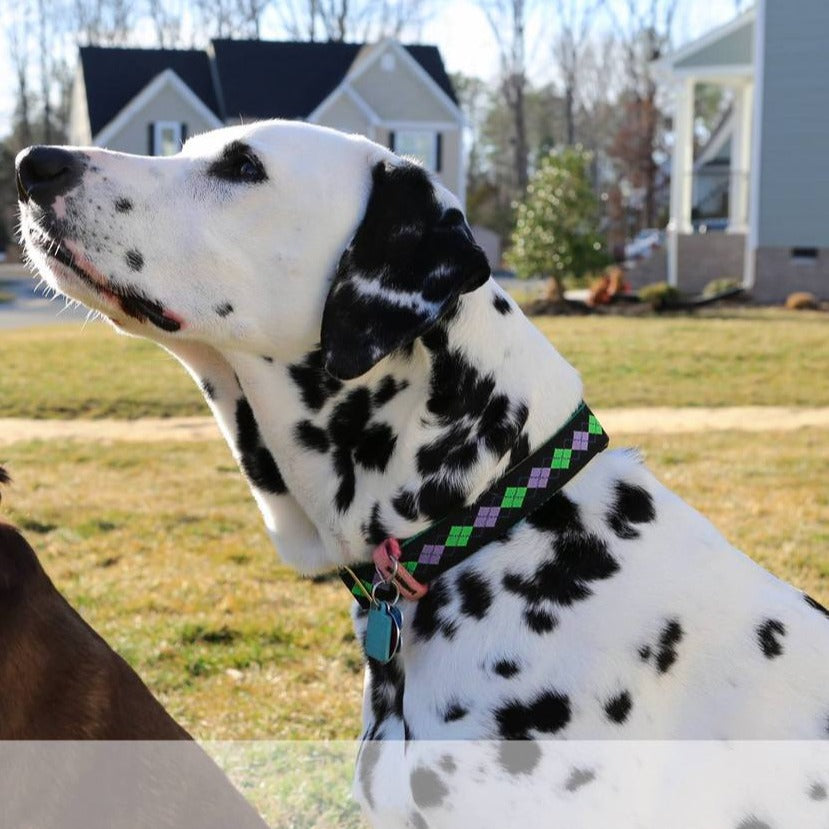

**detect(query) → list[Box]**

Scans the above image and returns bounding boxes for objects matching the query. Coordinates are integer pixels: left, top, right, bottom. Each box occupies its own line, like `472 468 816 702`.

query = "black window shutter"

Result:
148 122 155 155
435 133 442 172
181 123 188 145
388 130 396 152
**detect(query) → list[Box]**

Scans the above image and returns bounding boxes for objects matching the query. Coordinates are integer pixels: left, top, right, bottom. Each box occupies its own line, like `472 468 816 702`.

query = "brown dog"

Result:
0 466 270 828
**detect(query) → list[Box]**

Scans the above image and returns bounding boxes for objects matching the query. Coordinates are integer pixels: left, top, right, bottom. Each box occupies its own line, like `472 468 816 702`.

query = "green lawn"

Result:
0 308 826 418
1 429 826 742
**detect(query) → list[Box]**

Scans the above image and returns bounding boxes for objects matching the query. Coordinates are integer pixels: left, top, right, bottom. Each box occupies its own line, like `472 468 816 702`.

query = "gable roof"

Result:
81 40 458 138
211 39 458 121
80 46 221 136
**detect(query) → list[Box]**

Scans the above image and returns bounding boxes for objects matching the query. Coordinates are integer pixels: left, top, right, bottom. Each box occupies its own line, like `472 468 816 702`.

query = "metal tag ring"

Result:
371 579 400 606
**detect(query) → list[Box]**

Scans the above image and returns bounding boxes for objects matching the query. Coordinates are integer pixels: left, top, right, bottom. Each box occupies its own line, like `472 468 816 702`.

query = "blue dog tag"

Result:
365 602 402 664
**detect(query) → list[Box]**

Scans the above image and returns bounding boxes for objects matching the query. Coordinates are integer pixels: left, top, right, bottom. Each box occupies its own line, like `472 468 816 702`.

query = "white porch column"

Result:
668 76 695 287
728 81 753 233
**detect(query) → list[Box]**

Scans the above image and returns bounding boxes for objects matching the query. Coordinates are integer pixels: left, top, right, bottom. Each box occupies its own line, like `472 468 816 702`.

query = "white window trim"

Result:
394 129 439 171
153 121 183 156
92 69 223 148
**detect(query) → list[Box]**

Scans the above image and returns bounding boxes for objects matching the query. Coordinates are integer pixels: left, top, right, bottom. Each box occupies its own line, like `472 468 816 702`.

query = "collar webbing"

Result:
340 402 609 608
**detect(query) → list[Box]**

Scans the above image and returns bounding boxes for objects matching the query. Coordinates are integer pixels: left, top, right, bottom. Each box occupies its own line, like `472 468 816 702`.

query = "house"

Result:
657 1 829 301
69 38 465 204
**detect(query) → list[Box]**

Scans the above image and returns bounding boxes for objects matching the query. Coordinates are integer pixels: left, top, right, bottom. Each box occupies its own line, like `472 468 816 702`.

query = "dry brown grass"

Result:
1 428 826 741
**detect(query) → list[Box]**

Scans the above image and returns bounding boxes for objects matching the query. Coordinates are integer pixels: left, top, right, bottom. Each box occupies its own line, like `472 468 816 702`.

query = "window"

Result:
392 130 442 172
153 121 183 156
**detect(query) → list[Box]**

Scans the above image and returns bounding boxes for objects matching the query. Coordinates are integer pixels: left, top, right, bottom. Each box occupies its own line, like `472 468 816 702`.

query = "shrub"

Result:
638 281 681 309
507 146 609 300
703 278 741 297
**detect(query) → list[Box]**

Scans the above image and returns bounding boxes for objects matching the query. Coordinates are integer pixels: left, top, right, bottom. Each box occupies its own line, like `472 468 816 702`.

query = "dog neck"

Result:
167 281 583 574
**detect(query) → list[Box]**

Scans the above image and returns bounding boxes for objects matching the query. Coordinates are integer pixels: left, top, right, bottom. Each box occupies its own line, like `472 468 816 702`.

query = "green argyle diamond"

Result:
446 525 474 547
588 415 603 435
551 448 572 469
501 486 528 508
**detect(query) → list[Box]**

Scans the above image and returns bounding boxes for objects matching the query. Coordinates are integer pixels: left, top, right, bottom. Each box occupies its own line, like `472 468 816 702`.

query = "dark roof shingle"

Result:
80 46 220 136
81 41 458 135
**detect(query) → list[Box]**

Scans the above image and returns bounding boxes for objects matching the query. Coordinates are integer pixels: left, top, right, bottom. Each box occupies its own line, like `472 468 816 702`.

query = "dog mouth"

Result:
28 229 182 333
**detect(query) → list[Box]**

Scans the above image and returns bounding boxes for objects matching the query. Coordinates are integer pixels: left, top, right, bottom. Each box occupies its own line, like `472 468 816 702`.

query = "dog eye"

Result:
208 142 267 184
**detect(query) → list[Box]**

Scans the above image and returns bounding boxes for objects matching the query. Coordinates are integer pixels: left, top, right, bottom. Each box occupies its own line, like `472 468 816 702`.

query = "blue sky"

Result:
0 0 743 139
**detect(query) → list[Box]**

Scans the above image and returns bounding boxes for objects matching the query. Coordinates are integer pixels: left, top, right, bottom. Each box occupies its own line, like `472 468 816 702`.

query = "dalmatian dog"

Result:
16 121 829 829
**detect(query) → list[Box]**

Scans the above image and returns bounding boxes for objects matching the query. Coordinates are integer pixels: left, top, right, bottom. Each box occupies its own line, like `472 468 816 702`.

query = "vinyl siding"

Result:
317 94 373 136
756 0 829 247
352 48 457 122
98 83 217 154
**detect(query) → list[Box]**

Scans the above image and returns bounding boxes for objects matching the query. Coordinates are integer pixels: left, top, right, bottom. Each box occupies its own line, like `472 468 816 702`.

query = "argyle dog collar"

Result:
340 402 609 609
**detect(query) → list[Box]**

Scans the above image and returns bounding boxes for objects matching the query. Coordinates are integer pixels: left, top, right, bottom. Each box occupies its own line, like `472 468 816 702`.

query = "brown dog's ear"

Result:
320 161 490 381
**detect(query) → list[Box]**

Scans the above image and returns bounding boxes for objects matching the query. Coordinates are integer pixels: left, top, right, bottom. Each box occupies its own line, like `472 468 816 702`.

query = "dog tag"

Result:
364 602 402 664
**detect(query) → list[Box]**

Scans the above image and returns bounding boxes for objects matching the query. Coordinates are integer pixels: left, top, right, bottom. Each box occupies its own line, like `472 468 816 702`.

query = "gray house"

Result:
658 1 829 301
69 38 465 204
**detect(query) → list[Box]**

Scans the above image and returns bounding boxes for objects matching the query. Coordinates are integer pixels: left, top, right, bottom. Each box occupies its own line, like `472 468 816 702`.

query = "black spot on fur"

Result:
392 489 419 521
288 349 343 412
527 491 582 535
362 502 388 546
456 570 492 620
756 618 786 659
367 654 405 726
201 379 216 400
409 811 430 829
412 580 456 642
115 197 132 213
357 724 382 810
410 766 449 810
495 689 571 740
261 355 274 363
417 424 478 477
605 690 632 723
564 767 596 792
655 619 684 674
524 606 557 634
373 375 408 406
493 292 512 314
354 422 397 472
607 481 655 539
504 532 618 607
234 397 287 494
443 701 468 722
295 420 330 453
125 249 144 272
493 659 520 678
735 818 772 829
497 740 541 776
805 594 829 620
439 754 456 774
809 782 827 801
214 301 233 317
417 477 466 521
638 645 652 662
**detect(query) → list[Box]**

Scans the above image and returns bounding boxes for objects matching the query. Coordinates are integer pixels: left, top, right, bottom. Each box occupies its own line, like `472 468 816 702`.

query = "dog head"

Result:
17 120 488 378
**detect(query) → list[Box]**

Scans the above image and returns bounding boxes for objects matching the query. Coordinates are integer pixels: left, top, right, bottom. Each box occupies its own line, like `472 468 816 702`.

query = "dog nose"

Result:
16 146 83 206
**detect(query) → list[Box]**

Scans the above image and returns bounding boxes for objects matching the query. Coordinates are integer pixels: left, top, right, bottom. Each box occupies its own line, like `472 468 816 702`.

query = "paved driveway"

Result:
0 266 89 329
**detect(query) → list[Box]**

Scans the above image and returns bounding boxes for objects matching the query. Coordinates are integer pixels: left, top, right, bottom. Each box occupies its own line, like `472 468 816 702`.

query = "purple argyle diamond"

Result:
474 505 501 528
571 431 589 451
527 467 551 488
418 544 444 565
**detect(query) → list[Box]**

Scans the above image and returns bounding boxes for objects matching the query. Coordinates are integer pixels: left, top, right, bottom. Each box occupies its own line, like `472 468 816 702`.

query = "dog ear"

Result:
321 161 490 380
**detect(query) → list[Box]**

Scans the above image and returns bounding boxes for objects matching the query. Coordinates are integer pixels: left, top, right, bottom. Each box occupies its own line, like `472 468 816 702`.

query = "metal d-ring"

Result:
371 578 400 607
